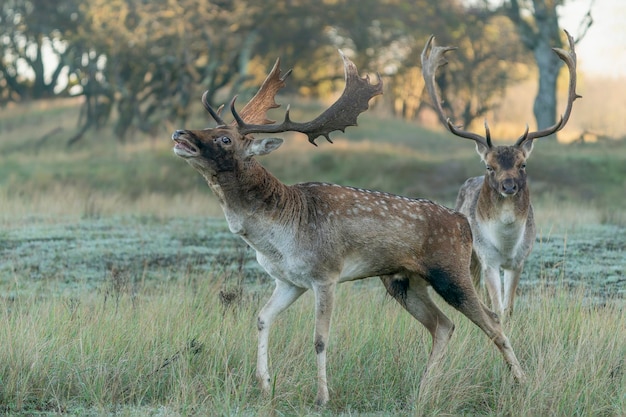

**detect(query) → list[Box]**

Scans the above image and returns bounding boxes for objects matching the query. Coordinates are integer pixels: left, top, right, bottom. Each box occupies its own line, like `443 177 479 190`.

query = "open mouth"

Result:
172 136 198 157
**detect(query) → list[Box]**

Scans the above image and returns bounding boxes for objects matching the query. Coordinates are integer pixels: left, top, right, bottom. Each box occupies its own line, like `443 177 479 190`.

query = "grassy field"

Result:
0 99 624 415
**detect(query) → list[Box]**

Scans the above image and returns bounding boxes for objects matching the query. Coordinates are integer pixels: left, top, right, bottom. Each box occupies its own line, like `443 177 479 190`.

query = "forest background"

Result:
1 0 625 143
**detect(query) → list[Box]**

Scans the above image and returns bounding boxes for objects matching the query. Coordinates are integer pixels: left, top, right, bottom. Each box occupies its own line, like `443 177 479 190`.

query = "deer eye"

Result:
217 136 231 144
520 163 527 169
486 165 494 172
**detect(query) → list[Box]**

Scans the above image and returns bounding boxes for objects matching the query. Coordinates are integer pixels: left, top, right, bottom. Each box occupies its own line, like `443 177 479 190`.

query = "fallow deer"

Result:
172 51 525 406
421 30 580 318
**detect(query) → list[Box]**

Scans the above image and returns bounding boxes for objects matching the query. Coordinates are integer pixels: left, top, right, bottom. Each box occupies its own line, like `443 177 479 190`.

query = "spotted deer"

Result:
172 51 525 406
421 30 580 318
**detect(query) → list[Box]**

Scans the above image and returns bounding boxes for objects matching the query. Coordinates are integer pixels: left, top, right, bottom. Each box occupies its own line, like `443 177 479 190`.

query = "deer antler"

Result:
202 91 226 126
422 30 580 148
231 50 383 145
233 58 293 126
421 35 492 149
515 29 581 146
201 58 292 127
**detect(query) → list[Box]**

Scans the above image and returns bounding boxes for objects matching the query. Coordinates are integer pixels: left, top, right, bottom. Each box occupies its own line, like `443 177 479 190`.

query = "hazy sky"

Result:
560 0 626 77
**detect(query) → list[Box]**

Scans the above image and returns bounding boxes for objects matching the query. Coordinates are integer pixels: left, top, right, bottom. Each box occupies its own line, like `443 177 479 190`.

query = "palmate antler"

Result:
202 58 291 126
201 58 291 128
233 58 293 126
203 51 383 145
421 29 581 149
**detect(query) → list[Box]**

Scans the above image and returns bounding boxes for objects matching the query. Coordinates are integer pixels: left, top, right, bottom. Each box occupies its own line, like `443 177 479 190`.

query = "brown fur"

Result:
422 30 579 319
455 146 536 318
172 125 525 406
172 51 525 405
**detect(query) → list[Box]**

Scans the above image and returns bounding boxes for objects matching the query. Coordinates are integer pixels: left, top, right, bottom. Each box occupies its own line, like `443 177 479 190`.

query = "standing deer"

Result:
172 51 525 406
421 30 580 318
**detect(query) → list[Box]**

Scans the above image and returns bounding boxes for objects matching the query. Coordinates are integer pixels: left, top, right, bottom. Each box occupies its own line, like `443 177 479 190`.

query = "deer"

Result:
171 51 525 407
421 30 580 319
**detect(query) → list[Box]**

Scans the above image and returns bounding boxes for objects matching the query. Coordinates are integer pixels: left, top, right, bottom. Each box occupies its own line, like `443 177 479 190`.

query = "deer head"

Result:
173 51 383 178
421 30 580 198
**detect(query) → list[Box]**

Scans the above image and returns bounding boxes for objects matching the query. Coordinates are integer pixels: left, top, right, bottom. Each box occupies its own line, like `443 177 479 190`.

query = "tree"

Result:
69 0 262 142
0 0 81 102
433 12 529 129
0 0 546 144
372 1 529 127
500 0 592 136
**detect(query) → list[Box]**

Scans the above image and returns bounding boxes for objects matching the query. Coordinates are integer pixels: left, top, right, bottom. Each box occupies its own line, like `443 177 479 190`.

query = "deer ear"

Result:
246 137 283 157
475 142 489 159
519 139 534 158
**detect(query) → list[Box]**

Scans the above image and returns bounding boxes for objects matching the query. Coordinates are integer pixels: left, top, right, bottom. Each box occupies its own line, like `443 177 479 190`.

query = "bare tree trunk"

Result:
532 34 562 131
502 0 591 139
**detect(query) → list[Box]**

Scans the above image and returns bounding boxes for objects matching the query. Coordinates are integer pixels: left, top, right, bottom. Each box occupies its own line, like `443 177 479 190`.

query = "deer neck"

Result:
476 180 531 226
200 160 301 235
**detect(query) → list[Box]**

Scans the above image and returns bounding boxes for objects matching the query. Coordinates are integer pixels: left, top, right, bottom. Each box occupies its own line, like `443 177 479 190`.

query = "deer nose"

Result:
501 179 518 195
172 130 185 140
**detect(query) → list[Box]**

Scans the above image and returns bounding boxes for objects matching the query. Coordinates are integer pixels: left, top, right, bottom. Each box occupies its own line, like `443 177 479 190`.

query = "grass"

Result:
0 215 623 415
2 97 625 214
0 214 624 305
0 99 624 415
0 273 623 416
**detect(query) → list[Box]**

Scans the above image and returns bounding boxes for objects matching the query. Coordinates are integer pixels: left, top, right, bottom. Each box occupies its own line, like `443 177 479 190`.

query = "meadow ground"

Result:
0 99 624 415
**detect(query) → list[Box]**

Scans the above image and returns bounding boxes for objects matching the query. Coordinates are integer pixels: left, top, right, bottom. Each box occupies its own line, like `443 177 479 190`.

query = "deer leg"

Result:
312 281 337 407
460 301 525 382
458 295 525 382
380 275 455 374
426 267 526 383
256 280 306 395
503 266 522 317
470 250 482 288
483 265 505 318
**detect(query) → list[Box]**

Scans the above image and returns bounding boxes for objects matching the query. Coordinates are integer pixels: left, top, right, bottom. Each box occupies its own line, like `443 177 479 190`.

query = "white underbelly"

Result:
478 220 524 265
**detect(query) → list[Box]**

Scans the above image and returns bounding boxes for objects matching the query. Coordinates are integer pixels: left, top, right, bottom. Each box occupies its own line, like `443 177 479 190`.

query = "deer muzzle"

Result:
172 130 199 157
500 178 518 196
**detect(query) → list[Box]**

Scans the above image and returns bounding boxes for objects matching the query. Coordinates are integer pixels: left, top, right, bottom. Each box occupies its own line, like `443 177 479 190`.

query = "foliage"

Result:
405 12 529 127
0 0 82 102
72 0 261 141
0 0 544 141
